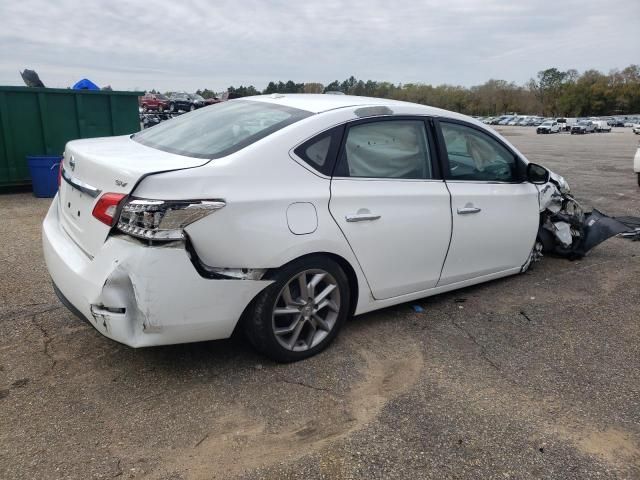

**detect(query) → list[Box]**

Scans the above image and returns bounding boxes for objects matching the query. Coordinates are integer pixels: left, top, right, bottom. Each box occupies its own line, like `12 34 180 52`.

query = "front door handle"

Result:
457 206 482 215
345 213 381 222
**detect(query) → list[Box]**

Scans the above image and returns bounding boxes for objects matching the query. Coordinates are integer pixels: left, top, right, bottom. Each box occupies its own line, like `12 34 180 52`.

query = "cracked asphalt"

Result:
1 127 639 479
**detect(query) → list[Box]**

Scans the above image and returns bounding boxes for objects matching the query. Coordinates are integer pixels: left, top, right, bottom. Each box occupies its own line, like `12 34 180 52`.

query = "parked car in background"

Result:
592 120 612 132
537 121 560 134
556 118 576 131
139 93 169 112
204 96 222 106
632 124 640 135
168 92 206 112
168 92 193 112
571 121 596 134
634 143 640 186
188 93 207 109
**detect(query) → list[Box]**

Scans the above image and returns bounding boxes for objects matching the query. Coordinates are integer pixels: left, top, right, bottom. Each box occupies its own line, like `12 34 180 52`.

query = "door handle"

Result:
345 213 381 222
457 206 482 215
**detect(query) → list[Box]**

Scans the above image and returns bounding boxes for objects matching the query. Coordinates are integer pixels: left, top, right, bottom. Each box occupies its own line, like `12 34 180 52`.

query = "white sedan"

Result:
42 94 625 361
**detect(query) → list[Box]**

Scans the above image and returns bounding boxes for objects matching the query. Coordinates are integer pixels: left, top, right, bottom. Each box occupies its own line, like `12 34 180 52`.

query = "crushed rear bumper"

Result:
43 199 271 347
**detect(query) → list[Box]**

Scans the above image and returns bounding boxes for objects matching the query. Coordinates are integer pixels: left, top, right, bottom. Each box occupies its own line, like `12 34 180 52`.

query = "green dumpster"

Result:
0 86 143 188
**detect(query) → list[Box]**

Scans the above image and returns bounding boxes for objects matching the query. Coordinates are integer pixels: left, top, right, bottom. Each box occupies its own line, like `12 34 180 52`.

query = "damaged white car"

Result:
43 94 635 361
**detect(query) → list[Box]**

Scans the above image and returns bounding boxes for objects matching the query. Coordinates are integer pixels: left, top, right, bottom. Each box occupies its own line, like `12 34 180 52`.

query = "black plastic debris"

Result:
20 69 44 87
616 216 640 241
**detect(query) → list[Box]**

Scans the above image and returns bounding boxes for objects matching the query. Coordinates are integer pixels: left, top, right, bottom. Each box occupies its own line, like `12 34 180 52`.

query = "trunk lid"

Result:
58 135 210 257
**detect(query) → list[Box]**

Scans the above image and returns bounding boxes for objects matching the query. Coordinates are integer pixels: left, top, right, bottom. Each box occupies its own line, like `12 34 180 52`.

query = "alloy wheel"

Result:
271 269 341 352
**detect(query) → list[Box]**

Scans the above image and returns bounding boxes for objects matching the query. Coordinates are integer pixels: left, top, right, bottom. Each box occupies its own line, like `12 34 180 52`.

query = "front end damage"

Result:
534 172 638 260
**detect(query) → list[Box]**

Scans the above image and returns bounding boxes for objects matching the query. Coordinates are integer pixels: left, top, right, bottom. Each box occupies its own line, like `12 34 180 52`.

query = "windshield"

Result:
133 100 312 159
578 121 590 126
542 121 552 126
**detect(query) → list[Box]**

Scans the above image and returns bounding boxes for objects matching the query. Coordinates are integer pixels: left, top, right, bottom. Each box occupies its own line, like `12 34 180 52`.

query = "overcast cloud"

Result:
0 0 638 92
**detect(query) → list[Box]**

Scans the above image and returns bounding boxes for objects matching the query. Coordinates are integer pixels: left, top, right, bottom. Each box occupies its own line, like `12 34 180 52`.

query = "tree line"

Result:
206 65 640 117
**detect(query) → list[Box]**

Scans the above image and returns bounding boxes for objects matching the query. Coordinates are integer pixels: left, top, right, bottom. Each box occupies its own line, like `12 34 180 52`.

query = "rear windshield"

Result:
133 100 311 159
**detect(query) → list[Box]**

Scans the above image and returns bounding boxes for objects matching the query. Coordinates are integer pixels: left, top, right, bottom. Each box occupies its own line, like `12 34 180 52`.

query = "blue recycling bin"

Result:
26 155 62 198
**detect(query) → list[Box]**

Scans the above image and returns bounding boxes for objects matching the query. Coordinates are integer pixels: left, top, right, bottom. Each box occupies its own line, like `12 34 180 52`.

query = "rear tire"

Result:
243 255 350 362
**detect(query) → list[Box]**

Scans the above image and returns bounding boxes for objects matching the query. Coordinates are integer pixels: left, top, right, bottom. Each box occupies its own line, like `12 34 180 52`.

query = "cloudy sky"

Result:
1 0 638 93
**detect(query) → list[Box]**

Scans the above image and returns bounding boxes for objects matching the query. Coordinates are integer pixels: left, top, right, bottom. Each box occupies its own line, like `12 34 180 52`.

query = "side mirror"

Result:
526 163 550 184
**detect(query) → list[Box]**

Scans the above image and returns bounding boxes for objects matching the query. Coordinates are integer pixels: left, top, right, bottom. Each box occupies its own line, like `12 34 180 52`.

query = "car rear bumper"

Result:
42 198 271 347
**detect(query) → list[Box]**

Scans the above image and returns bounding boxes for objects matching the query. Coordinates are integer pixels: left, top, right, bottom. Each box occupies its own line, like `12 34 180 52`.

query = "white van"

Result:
556 118 576 132
592 120 612 133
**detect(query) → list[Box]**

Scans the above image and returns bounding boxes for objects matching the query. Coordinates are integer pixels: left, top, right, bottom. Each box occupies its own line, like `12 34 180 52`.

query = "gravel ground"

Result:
1 126 639 479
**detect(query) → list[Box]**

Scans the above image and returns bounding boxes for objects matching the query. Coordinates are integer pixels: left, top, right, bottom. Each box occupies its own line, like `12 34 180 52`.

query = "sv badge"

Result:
115 179 128 187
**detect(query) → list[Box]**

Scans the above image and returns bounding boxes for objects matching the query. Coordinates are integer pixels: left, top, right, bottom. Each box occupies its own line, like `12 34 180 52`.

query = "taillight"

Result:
117 198 225 241
92 193 127 226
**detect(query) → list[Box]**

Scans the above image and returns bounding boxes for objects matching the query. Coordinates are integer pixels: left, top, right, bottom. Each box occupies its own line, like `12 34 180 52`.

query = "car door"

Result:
435 120 539 286
329 117 452 300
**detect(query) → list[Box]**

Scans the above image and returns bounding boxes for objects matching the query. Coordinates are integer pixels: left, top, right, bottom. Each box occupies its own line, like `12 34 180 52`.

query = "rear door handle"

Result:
345 213 381 222
457 207 482 215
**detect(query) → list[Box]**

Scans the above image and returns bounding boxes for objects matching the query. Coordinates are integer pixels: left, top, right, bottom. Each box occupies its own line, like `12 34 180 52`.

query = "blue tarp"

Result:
72 78 100 90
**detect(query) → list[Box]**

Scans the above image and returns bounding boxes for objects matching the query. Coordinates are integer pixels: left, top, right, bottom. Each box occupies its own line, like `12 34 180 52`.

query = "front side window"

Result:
335 120 432 179
133 100 311 159
440 122 519 182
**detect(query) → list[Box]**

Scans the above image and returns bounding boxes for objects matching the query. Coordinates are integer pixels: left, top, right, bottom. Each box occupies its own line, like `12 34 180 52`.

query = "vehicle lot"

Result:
1 127 639 479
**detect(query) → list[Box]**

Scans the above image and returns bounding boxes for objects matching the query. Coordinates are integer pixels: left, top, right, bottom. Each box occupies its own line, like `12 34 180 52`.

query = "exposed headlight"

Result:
549 172 570 194
117 198 225 241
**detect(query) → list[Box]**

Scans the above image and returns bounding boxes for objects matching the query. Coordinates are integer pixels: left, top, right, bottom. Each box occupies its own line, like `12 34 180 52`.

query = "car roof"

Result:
245 93 440 115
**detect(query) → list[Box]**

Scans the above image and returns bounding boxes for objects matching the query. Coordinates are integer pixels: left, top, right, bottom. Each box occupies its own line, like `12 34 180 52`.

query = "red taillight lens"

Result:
92 193 127 226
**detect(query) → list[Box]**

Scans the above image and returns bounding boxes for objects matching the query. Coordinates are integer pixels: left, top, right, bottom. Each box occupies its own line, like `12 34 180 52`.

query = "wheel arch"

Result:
263 251 360 318
233 251 361 341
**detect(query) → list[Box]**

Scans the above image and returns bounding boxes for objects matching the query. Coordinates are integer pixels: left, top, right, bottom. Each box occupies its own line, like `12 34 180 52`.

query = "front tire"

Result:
243 256 350 362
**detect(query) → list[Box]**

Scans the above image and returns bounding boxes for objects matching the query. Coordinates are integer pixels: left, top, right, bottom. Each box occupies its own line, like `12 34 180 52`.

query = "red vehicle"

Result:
139 93 170 112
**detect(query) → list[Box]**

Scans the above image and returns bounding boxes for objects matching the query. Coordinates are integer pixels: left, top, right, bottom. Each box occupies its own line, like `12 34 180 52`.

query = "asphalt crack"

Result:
113 458 123 477
193 433 209 448
30 312 58 373
451 318 503 372
4 304 63 323
520 310 533 322
278 377 339 396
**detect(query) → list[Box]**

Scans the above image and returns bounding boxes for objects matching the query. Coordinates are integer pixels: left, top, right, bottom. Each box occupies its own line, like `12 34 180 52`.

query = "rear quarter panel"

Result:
132 109 368 275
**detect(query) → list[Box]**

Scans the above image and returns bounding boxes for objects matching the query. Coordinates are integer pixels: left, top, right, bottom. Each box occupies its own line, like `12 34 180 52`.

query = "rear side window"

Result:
133 100 311 159
293 126 344 175
335 120 432 179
